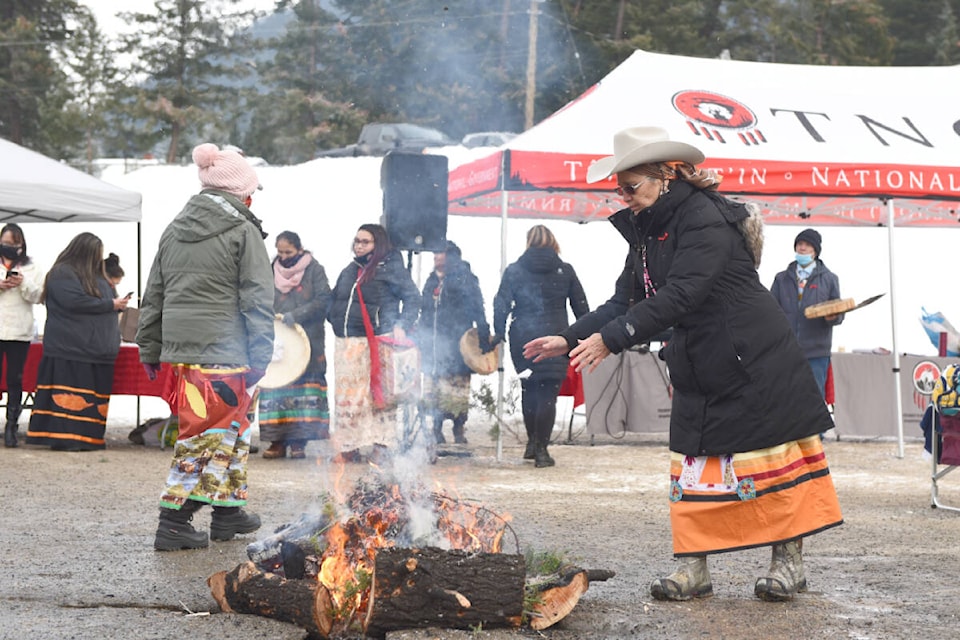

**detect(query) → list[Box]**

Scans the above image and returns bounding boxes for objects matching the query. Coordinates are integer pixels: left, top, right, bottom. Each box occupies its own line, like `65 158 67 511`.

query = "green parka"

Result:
137 190 274 371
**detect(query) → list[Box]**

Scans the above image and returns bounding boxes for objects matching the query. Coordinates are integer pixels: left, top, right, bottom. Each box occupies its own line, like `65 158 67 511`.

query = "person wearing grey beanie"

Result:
771 227 844 401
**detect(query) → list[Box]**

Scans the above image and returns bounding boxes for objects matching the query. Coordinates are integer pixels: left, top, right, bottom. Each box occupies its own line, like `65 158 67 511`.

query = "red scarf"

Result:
273 252 312 293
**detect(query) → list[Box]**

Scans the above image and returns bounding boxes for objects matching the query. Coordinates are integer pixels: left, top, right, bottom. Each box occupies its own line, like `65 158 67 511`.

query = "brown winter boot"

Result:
755 539 807 601
262 441 286 459
650 556 713 601
288 440 306 459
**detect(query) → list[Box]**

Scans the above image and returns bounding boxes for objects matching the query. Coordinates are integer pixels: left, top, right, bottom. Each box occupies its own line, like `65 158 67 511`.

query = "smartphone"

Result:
6 270 18 278
124 291 134 299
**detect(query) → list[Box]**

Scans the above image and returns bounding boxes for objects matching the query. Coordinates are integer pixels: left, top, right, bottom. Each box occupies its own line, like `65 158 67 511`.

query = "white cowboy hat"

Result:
459 327 499 376
258 316 312 389
586 126 705 183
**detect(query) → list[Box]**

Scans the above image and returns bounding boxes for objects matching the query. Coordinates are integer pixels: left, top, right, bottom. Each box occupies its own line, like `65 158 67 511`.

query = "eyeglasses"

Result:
614 178 655 197
353 238 373 246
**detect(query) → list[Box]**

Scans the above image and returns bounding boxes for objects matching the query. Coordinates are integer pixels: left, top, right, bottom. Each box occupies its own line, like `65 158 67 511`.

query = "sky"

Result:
80 0 279 38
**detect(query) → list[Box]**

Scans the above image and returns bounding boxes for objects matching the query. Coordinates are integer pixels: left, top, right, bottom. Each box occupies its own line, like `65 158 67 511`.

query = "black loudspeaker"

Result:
381 152 448 252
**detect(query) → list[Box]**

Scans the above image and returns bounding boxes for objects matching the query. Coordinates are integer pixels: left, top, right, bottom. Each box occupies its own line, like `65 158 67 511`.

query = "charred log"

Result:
207 561 333 638
363 547 525 637
526 565 616 631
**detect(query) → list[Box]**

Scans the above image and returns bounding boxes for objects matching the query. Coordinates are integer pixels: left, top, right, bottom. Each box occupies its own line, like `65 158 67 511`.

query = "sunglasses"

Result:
614 177 655 197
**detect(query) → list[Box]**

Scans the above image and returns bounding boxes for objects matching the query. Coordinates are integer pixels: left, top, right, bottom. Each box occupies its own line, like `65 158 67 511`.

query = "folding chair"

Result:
931 408 960 513
930 363 960 512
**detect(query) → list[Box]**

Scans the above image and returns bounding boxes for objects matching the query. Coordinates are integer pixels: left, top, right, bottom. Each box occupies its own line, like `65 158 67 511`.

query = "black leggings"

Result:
521 376 562 445
0 340 29 410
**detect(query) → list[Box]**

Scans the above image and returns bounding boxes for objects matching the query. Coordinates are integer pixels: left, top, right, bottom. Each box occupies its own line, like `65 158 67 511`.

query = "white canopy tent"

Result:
0 137 142 223
449 50 960 458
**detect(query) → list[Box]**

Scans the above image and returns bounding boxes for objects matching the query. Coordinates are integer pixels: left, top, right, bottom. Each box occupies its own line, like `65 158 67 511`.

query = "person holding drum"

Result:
417 240 491 446
770 228 844 399
138 143 273 551
326 223 421 463
259 230 332 459
523 127 843 602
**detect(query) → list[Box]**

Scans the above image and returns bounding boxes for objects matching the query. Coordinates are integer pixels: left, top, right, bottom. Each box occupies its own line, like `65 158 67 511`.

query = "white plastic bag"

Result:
920 307 960 356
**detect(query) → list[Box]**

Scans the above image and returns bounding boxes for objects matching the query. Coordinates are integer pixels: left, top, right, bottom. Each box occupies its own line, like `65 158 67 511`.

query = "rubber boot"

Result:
154 501 208 551
650 556 713 601
210 506 262 542
452 413 468 444
4 396 22 448
755 539 807 601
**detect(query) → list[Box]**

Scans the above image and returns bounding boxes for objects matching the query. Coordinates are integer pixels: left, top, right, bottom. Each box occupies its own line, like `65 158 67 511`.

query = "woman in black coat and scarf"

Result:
326 223 420 462
259 231 332 459
524 127 843 603
493 225 589 467
417 241 490 445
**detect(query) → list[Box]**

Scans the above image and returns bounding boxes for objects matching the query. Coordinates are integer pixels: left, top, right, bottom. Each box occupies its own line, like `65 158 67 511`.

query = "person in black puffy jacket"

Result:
417 241 490 445
524 127 843 604
326 223 420 462
493 225 589 467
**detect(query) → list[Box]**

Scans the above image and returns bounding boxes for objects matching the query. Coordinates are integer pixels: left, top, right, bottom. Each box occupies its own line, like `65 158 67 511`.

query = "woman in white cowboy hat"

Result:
524 127 843 602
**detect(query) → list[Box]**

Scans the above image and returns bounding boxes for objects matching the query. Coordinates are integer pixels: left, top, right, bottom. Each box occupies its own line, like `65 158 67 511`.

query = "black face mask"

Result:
0 245 20 260
278 254 301 269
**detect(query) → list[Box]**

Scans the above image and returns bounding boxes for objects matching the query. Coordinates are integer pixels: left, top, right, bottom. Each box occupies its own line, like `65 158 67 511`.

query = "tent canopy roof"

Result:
448 50 960 227
0 138 142 223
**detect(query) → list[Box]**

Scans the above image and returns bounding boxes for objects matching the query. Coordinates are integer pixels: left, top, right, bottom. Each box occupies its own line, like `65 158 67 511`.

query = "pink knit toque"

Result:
192 143 260 199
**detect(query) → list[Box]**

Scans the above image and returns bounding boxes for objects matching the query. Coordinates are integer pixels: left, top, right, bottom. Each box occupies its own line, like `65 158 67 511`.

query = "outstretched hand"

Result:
522 335 568 363
569 333 611 374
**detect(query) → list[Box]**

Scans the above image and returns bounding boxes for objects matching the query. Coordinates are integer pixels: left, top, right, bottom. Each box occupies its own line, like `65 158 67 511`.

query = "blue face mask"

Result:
795 253 814 267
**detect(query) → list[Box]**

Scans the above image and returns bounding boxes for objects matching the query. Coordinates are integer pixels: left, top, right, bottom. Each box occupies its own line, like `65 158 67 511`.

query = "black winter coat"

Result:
559 180 833 457
42 266 120 364
494 246 589 381
770 260 843 359
417 255 490 378
327 250 420 338
273 254 331 377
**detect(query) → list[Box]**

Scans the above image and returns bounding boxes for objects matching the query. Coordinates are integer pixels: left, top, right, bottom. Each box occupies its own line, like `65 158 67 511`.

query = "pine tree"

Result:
117 0 260 163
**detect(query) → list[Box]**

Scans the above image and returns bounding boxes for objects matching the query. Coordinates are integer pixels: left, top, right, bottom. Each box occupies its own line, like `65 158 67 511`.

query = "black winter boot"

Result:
534 442 555 468
432 412 446 444
452 413 468 444
154 501 208 551
210 506 262 542
4 397 22 448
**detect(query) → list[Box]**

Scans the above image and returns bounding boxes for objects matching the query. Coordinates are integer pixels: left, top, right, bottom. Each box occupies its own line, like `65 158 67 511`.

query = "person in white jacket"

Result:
0 223 44 447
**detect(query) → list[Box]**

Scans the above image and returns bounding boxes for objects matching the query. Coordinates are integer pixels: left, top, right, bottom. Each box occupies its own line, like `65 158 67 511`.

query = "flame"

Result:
265 474 513 632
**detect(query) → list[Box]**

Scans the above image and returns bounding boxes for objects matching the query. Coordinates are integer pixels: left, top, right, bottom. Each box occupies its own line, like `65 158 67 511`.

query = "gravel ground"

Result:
2 419 959 640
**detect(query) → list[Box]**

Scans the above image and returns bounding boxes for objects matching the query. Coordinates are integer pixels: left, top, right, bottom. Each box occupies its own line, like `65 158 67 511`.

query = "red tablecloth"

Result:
0 342 174 406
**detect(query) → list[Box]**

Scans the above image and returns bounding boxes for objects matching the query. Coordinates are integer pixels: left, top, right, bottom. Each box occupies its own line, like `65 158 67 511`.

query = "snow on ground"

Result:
20 147 960 429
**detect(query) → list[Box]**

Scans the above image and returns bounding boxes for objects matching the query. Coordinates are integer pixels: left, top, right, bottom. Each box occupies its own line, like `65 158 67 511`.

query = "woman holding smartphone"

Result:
0 223 44 447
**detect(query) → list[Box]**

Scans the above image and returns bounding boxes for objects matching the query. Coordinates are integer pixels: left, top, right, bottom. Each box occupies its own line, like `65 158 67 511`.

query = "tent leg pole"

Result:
887 199 904 459
495 188 509 462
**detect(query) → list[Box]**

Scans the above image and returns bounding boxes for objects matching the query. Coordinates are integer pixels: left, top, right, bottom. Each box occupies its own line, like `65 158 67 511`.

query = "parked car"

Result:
461 131 517 148
316 123 457 157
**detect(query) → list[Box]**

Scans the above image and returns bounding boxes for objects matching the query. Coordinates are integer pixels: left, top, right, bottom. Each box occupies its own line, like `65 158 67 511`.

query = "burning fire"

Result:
247 472 514 630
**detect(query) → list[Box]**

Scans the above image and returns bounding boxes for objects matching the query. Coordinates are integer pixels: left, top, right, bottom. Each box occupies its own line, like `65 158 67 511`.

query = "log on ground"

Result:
364 547 525 637
207 561 333 638
527 566 615 631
